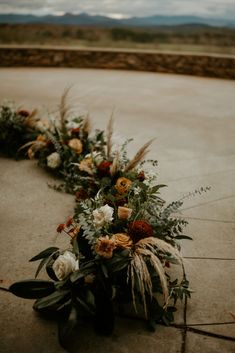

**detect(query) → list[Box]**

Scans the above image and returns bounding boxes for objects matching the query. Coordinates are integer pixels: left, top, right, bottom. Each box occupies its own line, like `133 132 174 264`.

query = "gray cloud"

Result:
0 0 234 19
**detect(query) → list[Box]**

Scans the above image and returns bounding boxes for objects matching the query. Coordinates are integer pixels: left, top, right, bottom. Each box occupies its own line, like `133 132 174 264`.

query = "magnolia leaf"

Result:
35 257 49 278
30 247 59 262
58 306 77 349
33 290 71 310
9 280 55 299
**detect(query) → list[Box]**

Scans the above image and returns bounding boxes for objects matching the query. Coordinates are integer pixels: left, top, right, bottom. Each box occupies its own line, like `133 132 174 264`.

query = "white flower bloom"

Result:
93 204 114 228
66 120 79 129
143 170 157 186
47 152 61 169
52 251 79 281
35 120 50 132
133 186 141 195
85 151 103 165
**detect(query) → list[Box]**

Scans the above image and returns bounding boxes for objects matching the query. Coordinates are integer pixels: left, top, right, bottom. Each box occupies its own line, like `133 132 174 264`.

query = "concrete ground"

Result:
0 68 234 353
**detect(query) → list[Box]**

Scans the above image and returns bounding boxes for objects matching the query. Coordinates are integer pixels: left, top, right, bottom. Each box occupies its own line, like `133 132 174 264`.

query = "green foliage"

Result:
9 280 55 299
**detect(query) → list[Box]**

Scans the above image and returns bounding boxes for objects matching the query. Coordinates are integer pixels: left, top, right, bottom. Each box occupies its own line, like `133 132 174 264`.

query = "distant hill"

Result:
0 12 234 27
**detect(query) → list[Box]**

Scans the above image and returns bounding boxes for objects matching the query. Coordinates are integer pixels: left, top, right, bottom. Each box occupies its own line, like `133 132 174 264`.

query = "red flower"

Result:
128 220 154 243
97 160 112 177
56 223 65 233
71 128 80 137
17 109 30 117
137 171 145 181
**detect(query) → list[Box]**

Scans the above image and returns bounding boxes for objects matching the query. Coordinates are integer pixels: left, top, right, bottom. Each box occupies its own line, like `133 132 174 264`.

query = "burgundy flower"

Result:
17 109 30 118
128 220 154 243
97 161 112 177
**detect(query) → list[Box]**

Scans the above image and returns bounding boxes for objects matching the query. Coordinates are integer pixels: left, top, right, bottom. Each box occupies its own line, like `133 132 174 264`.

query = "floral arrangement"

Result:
0 103 40 158
0 92 209 349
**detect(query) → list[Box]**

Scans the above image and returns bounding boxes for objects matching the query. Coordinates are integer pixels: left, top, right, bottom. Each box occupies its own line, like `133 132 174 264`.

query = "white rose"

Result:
52 251 79 281
93 204 114 228
47 152 61 169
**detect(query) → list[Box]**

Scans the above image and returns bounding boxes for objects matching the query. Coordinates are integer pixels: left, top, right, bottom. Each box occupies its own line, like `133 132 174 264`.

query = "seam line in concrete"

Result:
180 194 235 211
166 168 235 183
184 257 235 261
183 216 235 224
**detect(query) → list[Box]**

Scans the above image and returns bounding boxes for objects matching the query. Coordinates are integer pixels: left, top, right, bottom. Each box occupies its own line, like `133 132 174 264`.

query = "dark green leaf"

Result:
175 235 193 240
30 247 59 262
33 290 70 309
9 280 55 299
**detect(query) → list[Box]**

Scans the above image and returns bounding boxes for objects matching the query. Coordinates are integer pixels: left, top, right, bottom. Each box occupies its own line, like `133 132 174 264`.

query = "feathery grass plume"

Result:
59 86 73 132
106 111 114 158
45 130 62 154
82 114 91 136
18 140 47 159
110 151 120 176
138 237 182 264
124 139 155 172
128 236 183 317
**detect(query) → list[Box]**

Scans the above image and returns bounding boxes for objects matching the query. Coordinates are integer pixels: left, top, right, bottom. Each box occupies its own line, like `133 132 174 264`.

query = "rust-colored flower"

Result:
114 233 133 249
36 134 47 142
66 217 73 227
137 170 145 181
71 127 80 136
95 236 116 259
115 177 132 195
97 160 112 177
17 109 30 117
57 223 65 233
128 220 154 243
68 138 83 154
117 206 133 220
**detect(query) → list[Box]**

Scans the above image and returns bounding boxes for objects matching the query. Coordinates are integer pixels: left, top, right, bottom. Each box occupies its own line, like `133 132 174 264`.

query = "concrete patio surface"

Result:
0 68 234 353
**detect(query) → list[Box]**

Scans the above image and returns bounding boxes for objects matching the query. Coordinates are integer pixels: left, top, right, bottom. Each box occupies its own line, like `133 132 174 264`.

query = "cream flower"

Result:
68 138 83 154
93 204 114 228
79 157 94 175
47 152 61 169
118 206 133 220
52 251 79 281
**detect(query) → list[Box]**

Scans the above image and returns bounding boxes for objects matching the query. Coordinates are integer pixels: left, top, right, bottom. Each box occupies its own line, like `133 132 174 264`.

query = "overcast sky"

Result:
0 0 235 19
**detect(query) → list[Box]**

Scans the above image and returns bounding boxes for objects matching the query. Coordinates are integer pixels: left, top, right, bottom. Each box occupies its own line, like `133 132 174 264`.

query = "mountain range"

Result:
0 13 234 27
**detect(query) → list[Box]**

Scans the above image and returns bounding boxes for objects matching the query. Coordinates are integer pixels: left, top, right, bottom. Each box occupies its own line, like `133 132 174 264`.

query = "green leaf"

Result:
175 235 193 240
58 306 77 349
9 280 55 299
30 247 59 262
35 257 49 278
33 290 70 310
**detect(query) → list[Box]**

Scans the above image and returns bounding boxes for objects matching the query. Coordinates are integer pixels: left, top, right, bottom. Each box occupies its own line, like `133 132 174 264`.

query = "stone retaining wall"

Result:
0 46 234 79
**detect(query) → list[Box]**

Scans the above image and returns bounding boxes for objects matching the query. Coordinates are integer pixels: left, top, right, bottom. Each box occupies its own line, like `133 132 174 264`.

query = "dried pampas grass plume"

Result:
110 152 120 176
124 139 155 172
128 236 183 318
82 114 91 135
59 86 73 131
106 111 114 158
